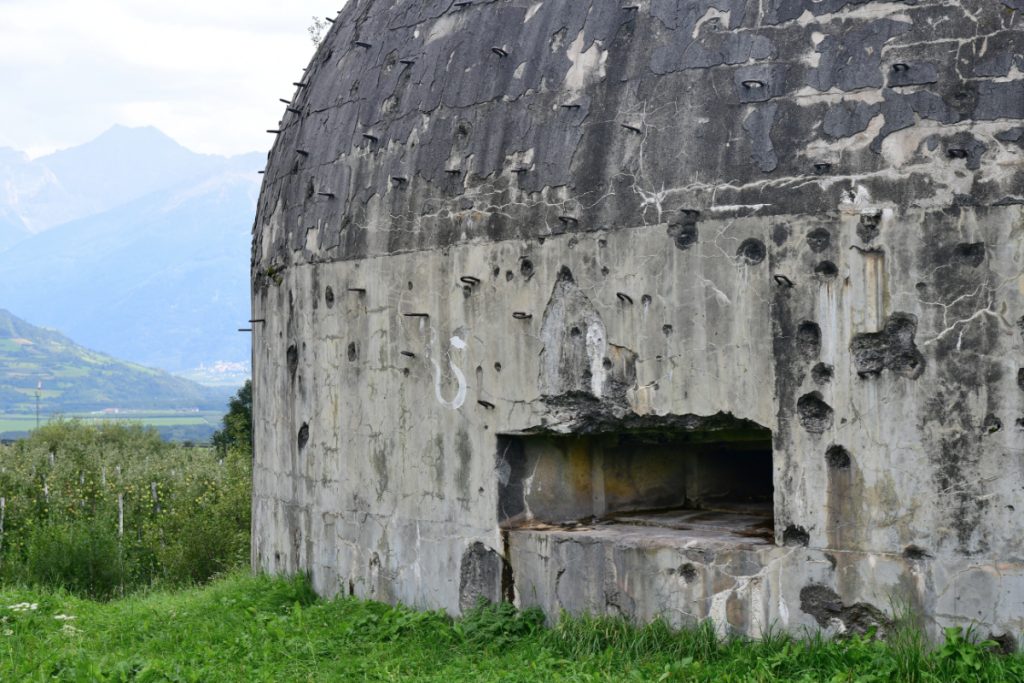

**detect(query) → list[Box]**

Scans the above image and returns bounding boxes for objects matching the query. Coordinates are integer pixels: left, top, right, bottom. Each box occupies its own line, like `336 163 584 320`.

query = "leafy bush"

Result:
22 518 126 599
459 599 545 648
0 417 251 597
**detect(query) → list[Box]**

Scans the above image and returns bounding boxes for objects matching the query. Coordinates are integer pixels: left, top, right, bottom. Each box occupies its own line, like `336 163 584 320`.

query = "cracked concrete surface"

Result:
252 0 1024 640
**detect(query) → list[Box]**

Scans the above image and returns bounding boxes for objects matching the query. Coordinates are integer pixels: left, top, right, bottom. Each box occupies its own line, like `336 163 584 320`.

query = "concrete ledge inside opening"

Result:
496 423 775 547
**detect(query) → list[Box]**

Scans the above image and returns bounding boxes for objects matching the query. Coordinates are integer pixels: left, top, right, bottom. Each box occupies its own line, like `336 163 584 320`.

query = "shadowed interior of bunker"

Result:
497 420 775 544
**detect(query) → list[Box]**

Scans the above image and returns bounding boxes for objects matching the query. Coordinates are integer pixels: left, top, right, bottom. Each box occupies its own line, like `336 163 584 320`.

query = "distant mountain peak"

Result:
91 124 185 147
0 124 256 237
42 124 200 165
108 123 161 133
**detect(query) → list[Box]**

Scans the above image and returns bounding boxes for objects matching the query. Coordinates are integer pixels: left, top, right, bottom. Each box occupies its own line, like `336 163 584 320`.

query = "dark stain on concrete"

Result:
851 313 925 379
432 434 446 492
737 238 767 265
811 363 834 385
814 261 838 279
989 633 1018 655
857 213 882 243
825 445 851 470
953 242 986 268
771 224 790 246
459 542 506 613
825 444 858 549
455 428 473 504
372 441 390 503
783 525 810 547
668 211 700 251
903 545 932 561
675 563 698 583
797 321 822 360
806 228 831 253
743 103 779 173
799 584 890 636
797 392 834 433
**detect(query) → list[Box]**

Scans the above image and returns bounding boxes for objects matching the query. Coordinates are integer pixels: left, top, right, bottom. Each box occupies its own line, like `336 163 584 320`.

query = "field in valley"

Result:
0 410 223 442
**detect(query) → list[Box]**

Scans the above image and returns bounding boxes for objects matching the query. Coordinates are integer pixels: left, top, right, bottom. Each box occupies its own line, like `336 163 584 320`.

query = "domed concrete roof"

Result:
255 0 1023 268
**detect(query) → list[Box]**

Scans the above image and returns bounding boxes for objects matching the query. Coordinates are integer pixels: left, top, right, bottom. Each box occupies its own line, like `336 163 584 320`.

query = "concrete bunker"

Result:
252 0 1024 641
497 420 774 544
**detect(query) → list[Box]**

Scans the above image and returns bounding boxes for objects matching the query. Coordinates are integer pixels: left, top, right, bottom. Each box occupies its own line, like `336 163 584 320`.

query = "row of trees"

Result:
0 382 252 598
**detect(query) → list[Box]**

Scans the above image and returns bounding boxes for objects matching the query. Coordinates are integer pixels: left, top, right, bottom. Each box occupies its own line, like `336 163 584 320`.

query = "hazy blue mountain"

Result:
0 126 245 242
0 308 229 414
0 126 261 378
0 210 28 252
0 147 63 244
0 163 260 373
36 126 230 228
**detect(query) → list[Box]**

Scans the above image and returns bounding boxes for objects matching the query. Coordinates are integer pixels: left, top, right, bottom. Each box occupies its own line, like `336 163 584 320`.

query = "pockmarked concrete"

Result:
252 0 1024 644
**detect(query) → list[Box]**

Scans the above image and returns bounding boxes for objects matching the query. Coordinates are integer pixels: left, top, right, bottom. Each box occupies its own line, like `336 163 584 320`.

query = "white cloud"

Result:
0 0 342 157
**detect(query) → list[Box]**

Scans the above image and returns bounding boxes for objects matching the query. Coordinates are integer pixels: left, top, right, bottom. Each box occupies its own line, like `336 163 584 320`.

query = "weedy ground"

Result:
1 572 1021 682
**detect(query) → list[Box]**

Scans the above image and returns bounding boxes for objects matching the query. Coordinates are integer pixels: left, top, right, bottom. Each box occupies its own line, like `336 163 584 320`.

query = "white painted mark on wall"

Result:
431 332 468 410
586 322 607 397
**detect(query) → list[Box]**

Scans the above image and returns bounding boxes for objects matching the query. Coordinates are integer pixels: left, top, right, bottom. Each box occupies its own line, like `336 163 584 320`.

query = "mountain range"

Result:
0 308 228 414
0 126 261 377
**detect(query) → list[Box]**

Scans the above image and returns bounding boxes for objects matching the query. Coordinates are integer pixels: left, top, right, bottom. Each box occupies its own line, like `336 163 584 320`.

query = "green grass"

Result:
0 573 1021 682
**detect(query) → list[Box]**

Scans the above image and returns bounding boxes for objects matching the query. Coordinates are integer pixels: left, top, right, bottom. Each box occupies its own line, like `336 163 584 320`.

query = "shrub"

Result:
459 599 546 647
22 518 126 599
0 418 251 597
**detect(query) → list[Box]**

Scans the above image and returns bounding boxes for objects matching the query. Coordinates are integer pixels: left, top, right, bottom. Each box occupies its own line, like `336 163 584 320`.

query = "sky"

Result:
0 0 342 158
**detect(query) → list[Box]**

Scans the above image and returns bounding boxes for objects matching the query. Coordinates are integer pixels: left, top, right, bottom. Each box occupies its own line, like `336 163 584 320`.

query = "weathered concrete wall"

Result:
252 0 1024 641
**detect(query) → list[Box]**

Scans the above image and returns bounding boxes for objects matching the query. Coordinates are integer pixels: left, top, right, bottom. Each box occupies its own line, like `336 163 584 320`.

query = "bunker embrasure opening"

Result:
497 421 774 543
